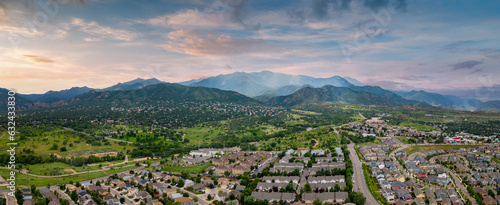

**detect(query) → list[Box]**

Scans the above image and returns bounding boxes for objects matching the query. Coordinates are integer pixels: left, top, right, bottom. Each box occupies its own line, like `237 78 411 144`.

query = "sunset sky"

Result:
1 0 499 99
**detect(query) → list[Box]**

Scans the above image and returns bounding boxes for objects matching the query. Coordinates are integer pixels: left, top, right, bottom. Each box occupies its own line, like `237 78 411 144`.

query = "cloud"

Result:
140 9 227 28
140 1 260 31
214 0 260 31
286 0 352 23
312 0 351 20
362 0 407 12
162 30 283 56
441 40 500 59
480 48 500 59
449 60 483 71
21 54 54 63
441 40 478 52
398 75 430 81
287 9 306 23
363 79 416 90
70 18 140 41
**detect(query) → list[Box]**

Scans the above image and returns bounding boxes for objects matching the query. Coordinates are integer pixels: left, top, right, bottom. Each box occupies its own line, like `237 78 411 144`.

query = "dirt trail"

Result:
64 169 77 174
312 138 319 148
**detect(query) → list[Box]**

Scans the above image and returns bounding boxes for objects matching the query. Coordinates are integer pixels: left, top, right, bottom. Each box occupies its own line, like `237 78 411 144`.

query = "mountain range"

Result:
183 71 355 97
266 85 431 107
3 71 499 112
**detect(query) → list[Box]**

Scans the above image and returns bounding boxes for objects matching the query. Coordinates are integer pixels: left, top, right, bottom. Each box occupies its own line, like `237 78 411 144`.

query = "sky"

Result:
0 0 499 101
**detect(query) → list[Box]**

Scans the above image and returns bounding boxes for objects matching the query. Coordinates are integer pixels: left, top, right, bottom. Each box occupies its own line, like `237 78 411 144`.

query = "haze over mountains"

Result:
180 71 355 97
4 71 499 112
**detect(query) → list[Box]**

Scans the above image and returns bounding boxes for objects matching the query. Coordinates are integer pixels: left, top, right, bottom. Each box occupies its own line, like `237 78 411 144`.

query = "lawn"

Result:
27 163 75 176
403 145 482 155
176 126 225 146
163 164 211 174
0 169 107 188
356 138 383 146
26 160 128 176
398 122 439 132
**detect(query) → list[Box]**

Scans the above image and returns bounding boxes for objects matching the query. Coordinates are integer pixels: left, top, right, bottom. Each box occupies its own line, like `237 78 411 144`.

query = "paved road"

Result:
348 142 379 205
3 192 16 205
53 188 77 205
182 188 210 205
429 155 476 205
108 186 135 205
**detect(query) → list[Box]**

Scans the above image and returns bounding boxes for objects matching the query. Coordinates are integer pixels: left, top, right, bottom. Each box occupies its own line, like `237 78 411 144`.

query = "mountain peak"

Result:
183 71 355 97
122 78 162 85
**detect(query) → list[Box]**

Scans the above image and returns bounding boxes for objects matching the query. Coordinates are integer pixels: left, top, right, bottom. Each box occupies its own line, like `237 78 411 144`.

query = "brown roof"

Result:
483 195 497 204
175 197 192 203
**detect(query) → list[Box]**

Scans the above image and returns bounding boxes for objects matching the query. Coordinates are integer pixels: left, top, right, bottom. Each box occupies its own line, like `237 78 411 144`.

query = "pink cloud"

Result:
162 30 284 56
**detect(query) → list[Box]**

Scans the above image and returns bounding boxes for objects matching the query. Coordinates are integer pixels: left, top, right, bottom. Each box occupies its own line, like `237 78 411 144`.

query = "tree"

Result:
353 192 366 205
313 198 322 205
333 184 340 192
50 143 59 150
488 189 495 197
183 192 189 197
120 198 126 204
60 199 70 205
286 182 294 192
291 168 301 176
304 183 312 192
224 170 231 177
15 189 24 205
177 179 185 187
70 190 78 201
75 181 81 187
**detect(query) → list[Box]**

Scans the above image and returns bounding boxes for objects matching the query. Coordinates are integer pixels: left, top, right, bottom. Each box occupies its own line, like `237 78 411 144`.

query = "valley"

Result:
0 73 499 205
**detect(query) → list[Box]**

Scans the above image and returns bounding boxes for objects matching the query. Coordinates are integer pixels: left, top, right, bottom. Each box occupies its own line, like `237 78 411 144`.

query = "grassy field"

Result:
0 169 107 188
396 137 412 144
179 122 285 147
291 109 322 115
255 125 337 150
27 162 118 176
106 165 141 175
398 122 439 132
0 129 132 158
403 145 482 155
163 164 211 174
356 138 383 146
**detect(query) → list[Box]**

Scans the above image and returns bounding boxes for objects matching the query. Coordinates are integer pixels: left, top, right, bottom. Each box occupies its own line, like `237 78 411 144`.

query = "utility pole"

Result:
27 165 29 187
